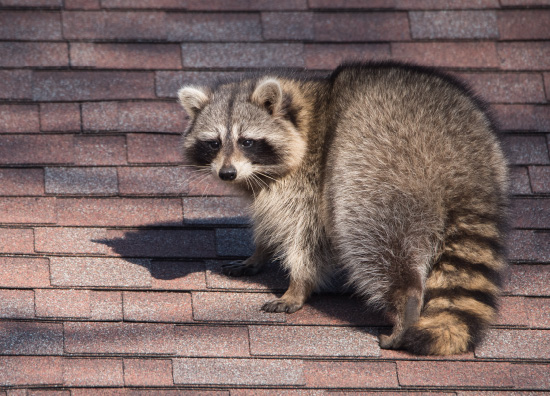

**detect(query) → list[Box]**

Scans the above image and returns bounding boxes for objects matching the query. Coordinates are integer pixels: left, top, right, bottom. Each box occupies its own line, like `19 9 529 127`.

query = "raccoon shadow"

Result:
93 222 389 333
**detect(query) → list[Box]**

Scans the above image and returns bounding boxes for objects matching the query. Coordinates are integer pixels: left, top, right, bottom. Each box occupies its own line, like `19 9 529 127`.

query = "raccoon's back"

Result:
324 63 507 216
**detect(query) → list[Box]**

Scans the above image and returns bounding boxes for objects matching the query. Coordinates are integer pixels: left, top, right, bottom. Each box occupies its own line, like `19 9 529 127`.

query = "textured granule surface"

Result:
0 1 548 393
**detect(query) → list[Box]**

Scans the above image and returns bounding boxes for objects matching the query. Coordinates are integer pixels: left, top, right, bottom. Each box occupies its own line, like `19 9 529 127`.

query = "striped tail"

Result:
402 213 507 355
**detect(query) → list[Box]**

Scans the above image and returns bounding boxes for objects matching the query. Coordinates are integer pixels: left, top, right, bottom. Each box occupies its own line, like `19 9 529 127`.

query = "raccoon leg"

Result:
221 245 270 277
261 277 315 313
379 268 423 349
379 288 423 349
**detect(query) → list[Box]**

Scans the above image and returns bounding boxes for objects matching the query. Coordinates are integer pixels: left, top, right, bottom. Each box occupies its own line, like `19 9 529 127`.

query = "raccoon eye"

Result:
241 139 254 148
207 140 220 150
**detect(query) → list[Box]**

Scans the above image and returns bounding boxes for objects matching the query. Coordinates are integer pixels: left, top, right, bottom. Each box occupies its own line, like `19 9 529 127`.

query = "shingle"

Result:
249 325 380 357
192 292 285 323
0 322 63 355
172 358 304 386
175 325 250 357
45 167 118 195
475 329 550 359
410 11 498 39
397 361 514 387
64 322 176 355
216 228 255 257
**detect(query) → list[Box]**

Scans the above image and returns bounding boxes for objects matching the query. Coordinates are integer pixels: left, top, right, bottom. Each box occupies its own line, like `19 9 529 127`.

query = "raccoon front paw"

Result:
221 260 262 277
261 298 303 314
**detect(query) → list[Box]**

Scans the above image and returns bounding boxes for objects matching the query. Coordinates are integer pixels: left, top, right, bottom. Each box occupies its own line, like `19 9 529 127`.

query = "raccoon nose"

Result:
219 166 237 181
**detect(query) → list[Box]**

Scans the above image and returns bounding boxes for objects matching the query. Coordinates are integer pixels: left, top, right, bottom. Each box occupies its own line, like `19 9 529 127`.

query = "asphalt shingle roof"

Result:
0 0 548 393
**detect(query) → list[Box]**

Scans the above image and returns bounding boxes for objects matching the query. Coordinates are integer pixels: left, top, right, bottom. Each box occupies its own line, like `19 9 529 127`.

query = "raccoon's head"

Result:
178 77 307 187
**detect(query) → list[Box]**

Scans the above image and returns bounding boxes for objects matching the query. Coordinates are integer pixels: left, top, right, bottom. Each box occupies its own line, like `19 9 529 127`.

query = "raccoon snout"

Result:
219 166 237 181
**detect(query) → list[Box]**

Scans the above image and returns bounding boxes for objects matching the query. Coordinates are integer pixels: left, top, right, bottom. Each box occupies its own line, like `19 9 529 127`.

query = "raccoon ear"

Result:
178 86 210 119
251 78 283 117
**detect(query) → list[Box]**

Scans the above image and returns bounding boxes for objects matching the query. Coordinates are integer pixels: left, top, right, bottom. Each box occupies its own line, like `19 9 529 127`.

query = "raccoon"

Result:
178 61 509 355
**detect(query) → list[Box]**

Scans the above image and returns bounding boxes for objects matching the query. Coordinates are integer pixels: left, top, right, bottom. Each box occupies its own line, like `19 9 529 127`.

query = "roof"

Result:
0 0 548 393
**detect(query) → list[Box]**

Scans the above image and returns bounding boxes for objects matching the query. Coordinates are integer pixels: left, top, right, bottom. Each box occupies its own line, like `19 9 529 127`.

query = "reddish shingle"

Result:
0 70 32 100
40 103 81 132
102 0 186 8
56 198 183 226
0 168 44 196
304 44 390 70
504 264 550 296
49 257 152 287
509 167 532 195
460 73 546 104
0 257 50 288
45 167 118 195
65 0 100 9
123 291 193 322
0 0 62 6
506 230 550 262
0 135 74 165
127 134 183 164
0 289 35 319
104 229 216 258
0 356 62 386
410 11 498 39
64 322 176 355
172 358 304 386
181 43 304 68
62 11 166 40
82 101 186 133
0 228 35 254
475 329 550 359
0 197 55 224
167 13 262 41
183 196 250 225
262 12 314 41
63 358 124 386
395 0 500 9
123 359 174 386
90 291 123 321
304 361 398 388
392 42 499 68
35 227 110 255
185 0 307 10
118 166 188 196
150 261 207 290
35 289 90 318
314 12 410 41
510 198 550 229
497 297 529 326
0 105 39 133
74 135 127 166
494 105 550 132
501 135 549 165
511 363 550 390
397 361 514 387
249 325 380 357
0 42 68 67
33 71 155 101
175 326 250 357
0 11 62 40
526 297 550 328
498 42 550 71
0 321 63 355
498 10 550 40
192 292 285 323
71 43 181 69
529 166 550 193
